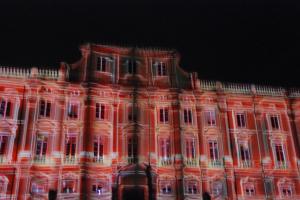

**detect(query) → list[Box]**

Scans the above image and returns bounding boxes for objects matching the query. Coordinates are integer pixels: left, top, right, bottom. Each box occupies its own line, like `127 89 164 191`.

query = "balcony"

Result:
64 156 76 164
208 160 223 168
93 156 103 164
159 157 172 166
239 160 252 168
276 161 288 169
185 158 198 167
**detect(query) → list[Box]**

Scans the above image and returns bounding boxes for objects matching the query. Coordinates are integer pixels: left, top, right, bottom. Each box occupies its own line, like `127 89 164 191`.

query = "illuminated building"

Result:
0 43 300 199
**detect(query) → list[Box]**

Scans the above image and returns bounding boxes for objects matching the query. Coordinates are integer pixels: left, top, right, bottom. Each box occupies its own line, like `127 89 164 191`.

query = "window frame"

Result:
156 61 167 76
204 110 217 127
0 99 11 119
236 112 247 128
95 103 105 120
67 101 80 120
39 99 52 118
159 107 169 124
269 114 281 130
183 108 193 124
96 56 107 72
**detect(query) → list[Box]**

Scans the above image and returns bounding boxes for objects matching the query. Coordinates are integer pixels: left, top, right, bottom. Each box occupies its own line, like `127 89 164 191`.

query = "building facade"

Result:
0 43 300 200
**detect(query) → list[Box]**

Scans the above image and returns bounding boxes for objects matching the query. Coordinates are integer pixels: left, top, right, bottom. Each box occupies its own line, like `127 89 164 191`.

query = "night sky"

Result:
0 1 299 87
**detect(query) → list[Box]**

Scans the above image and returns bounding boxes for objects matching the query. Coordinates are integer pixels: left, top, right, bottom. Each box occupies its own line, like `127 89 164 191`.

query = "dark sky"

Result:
0 0 299 87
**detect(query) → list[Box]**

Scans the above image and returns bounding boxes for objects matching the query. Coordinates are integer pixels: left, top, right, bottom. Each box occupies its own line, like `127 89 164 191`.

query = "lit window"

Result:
184 108 193 124
127 59 137 74
93 136 104 163
209 140 219 161
62 179 76 193
185 181 198 194
0 136 8 156
236 113 246 128
96 103 105 120
204 110 216 126
270 115 280 130
156 62 167 76
96 57 107 72
244 184 255 196
68 103 79 119
35 135 48 161
280 184 292 197
160 181 172 194
0 99 11 118
128 136 138 163
39 99 51 118
159 108 169 123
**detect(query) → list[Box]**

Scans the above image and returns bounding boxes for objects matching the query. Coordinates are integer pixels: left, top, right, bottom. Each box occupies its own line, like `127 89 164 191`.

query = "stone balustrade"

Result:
0 66 59 80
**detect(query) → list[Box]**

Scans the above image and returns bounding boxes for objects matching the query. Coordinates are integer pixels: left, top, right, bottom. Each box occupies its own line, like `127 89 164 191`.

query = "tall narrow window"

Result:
157 62 167 76
159 108 169 123
281 184 292 197
236 113 246 128
127 59 137 74
65 136 76 163
160 138 171 166
39 99 51 117
274 143 286 168
184 108 193 124
204 110 216 126
212 181 223 197
128 136 137 163
68 103 79 119
239 143 251 167
209 140 219 161
96 56 107 72
185 138 196 162
0 99 11 118
270 115 280 130
128 105 138 122
35 135 47 161
0 136 8 156
96 103 105 120
93 136 104 163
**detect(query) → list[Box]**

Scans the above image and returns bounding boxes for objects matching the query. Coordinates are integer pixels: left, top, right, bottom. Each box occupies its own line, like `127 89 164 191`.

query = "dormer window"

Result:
39 99 51 118
0 99 11 118
127 59 137 74
157 62 167 76
96 56 107 72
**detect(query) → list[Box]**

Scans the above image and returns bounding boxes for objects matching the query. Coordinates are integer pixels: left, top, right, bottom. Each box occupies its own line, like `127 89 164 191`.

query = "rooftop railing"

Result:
0 66 59 80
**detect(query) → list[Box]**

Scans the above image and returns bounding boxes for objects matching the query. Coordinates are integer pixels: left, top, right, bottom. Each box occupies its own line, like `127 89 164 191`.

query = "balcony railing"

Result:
239 160 252 168
185 158 198 167
276 161 288 169
160 157 172 166
64 156 76 164
93 156 103 164
34 155 46 163
208 160 223 168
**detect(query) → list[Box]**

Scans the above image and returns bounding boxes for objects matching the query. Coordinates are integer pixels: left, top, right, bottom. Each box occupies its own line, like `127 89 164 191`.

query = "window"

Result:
0 136 8 156
160 138 171 165
274 143 287 168
127 59 137 74
185 181 198 194
39 99 51 118
96 56 107 72
31 181 46 194
62 179 76 193
281 185 292 197
65 136 76 162
236 113 246 128
68 103 79 119
159 108 169 123
128 105 138 122
35 135 47 161
204 110 216 126
184 108 193 124
157 62 167 76
209 140 219 161
212 181 223 197
239 143 251 167
160 181 172 194
93 136 103 163
96 103 105 120
244 184 255 196
0 176 8 196
270 115 280 130
92 182 106 195
0 99 11 118
128 136 137 163
185 138 196 160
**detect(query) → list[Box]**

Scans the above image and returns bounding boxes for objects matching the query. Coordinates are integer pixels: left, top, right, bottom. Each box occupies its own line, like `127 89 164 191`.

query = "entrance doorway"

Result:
122 186 144 200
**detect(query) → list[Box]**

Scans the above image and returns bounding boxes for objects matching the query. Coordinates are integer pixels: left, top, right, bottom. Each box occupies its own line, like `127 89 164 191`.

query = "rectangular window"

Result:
159 108 169 123
93 136 104 163
65 136 76 157
240 145 251 161
157 62 167 76
68 103 79 119
236 113 246 128
92 182 105 195
245 185 255 196
270 115 280 130
127 59 137 74
204 110 216 126
160 181 172 194
96 103 105 120
186 181 198 194
96 56 107 72
281 185 292 197
0 135 8 156
39 99 51 118
35 136 47 159
160 138 171 160
275 144 285 163
209 140 219 161
184 108 193 124
62 179 76 193
128 136 137 163
0 99 11 118
128 105 137 122
185 138 196 159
